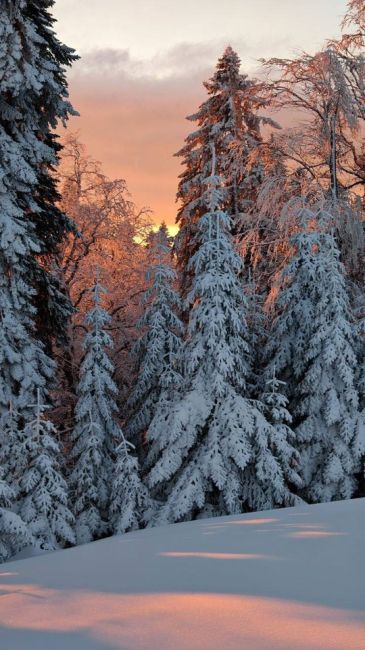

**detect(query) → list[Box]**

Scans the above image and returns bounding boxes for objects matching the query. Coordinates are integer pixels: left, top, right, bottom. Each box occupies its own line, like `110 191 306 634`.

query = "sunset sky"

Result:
54 0 348 227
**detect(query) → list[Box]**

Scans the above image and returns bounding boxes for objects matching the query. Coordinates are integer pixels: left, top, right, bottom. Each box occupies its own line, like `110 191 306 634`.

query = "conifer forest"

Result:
2 0 365 568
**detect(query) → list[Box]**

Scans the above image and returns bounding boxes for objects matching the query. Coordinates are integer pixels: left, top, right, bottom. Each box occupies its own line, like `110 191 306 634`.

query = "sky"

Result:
54 0 348 226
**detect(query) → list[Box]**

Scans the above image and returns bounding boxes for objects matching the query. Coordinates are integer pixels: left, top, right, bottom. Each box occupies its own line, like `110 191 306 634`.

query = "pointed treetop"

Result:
153 222 171 250
206 46 243 91
221 45 241 68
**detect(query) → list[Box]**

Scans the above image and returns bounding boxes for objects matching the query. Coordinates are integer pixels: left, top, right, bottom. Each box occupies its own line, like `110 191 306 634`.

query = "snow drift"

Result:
0 498 364 650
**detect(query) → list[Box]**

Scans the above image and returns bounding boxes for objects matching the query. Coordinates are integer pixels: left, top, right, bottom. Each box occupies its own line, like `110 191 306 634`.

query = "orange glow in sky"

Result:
55 0 348 226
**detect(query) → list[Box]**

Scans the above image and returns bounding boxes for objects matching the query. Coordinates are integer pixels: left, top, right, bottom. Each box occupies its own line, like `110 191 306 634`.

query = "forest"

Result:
1 0 365 563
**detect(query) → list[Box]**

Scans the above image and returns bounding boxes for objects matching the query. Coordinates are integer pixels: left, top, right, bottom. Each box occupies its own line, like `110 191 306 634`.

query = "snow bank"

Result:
0 498 364 649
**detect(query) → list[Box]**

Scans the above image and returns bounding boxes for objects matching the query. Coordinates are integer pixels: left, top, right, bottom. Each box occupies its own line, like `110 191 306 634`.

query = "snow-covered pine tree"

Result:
0 2 78 551
126 224 184 453
255 372 302 508
14 391 75 551
175 46 274 295
23 0 78 348
0 467 30 563
146 149 299 523
0 1 62 421
0 405 19 490
354 313 365 495
69 276 118 544
244 270 267 398
266 198 365 502
0 406 32 559
69 274 150 539
109 434 151 535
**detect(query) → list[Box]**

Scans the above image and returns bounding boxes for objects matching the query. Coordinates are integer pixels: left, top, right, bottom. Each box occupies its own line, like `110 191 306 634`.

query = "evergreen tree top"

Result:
146 223 172 259
204 46 243 91
185 52 263 128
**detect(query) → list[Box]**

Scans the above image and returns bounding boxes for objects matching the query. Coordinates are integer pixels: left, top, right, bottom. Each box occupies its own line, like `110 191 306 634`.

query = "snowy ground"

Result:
0 498 364 650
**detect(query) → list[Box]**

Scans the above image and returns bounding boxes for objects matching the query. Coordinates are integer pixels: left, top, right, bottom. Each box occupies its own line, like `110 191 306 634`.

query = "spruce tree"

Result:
16 391 75 551
0 0 61 420
0 2 78 372
147 154 299 523
126 224 184 451
1 397 74 553
0 389 75 550
175 46 272 295
0 2 78 550
109 434 151 534
69 277 117 544
254 373 302 508
69 275 150 540
355 315 365 494
266 199 365 502
0 468 30 563
24 0 78 348
244 271 267 398
0 405 20 490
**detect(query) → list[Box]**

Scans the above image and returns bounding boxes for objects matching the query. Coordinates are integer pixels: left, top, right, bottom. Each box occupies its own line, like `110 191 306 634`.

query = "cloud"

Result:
69 36 291 82
73 43 220 81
